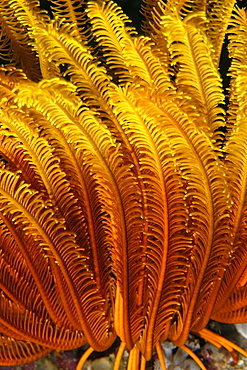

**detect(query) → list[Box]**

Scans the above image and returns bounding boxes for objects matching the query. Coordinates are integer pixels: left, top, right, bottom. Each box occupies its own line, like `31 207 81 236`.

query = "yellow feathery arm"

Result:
127 97 193 355
108 85 177 358
134 37 174 97
7 0 59 79
147 9 230 332
0 90 79 225
0 73 88 331
148 0 234 68
158 94 230 335
0 71 74 222
0 171 87 347
213 7 247 315
0 5 41 81
0 67 28 104
13 78 126 349
1 78 116 350
13 79 114 288
0 169 111 350
225 7 247 132
31 18 114 110
86 0 136 84
141 0 171 72
50 0 87 41
141 0 162 34
26 81 176 354
0 209 78 330
142 0 200 34
14 77 143 352
214 129 247 314
205 0 236 67
18 79 151 348
160 10 225 136
106 83 229 356
0 125 91 337
160 0 204 17
137 89 230 342
100 83 195 354
88 1 175 96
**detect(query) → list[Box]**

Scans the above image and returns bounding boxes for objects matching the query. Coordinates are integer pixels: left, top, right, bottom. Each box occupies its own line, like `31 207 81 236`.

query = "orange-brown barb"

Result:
0 0 247 369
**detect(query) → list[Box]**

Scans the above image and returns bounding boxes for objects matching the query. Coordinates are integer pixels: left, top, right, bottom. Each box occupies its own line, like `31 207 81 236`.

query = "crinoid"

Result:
1 0 247 369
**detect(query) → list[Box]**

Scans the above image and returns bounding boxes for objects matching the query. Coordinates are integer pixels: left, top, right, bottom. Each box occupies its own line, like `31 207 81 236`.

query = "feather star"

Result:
0 0 247 369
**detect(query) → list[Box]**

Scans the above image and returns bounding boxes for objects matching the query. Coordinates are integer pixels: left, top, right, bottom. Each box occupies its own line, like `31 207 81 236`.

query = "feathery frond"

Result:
0 1 247 370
